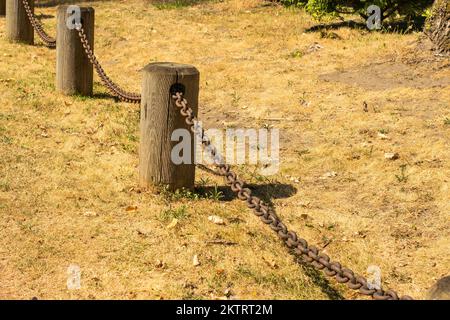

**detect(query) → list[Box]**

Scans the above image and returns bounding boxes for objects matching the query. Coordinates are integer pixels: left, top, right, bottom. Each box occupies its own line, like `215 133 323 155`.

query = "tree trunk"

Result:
424 0 450 54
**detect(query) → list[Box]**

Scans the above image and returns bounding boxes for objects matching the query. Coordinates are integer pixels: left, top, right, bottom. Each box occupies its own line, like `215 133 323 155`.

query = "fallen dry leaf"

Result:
125 205 138 212
155 259 165 268
83 211 98 217
384 152 399 160
167 218 179 229
208 215 225 225
321 171 338 179
193 255 200 266
378 132 390 140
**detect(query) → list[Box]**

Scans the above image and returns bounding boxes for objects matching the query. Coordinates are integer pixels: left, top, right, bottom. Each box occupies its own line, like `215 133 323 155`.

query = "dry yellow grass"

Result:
0 0 449 300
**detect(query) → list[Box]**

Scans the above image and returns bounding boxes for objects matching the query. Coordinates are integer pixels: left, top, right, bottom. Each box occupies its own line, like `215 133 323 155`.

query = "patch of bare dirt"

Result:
320 60 450 91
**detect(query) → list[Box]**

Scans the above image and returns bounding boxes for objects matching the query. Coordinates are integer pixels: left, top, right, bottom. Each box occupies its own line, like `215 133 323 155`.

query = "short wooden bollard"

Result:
0 0 6 16
6 0 34 44
56 5 94 96
139 63 200 191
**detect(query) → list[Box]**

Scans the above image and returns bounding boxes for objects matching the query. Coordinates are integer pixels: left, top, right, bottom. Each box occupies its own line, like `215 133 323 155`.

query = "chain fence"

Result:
22 0 56 48
10 0 417 300
75 24 142 104
22 0 141 103
172 92 414 300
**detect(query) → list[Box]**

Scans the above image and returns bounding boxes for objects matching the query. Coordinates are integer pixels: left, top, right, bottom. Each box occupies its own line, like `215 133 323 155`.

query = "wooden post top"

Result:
142 62 199 76
57 5 95 14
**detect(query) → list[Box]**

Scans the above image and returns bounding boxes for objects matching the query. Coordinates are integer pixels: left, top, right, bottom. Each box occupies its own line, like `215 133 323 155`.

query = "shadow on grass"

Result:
305 20 366 32
197 183 297 203
199 179 345 300
34 42 55 49
69 92 120 102
35 13 55 20
93 92 118 100
305 17 426 34
295 258 345 300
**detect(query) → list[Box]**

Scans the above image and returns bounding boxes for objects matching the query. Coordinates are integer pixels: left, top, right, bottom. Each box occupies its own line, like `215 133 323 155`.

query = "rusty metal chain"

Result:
75 24 141 104
172 91 414 300
22 0 56 48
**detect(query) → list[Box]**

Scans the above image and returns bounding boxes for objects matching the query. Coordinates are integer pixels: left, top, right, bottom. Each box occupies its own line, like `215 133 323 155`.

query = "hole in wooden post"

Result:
170 83 185 96
70 17 84 26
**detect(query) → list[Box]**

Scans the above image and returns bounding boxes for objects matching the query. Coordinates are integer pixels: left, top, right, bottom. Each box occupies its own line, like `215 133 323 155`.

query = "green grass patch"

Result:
159 205 189 221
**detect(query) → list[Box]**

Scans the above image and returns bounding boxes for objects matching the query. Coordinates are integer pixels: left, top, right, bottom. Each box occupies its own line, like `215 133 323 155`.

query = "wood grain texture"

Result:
56 5 94 96
139 62 200 191
0 0 6 16
6 0 34 44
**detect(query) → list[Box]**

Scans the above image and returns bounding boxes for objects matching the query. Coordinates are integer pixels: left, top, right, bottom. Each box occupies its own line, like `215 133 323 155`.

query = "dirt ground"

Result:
0 0 449 300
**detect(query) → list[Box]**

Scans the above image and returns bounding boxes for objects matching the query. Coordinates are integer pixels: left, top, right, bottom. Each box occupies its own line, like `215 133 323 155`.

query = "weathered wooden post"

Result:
6 0 34 44
56 5 94 96
0 0 6 16
140 63 200 191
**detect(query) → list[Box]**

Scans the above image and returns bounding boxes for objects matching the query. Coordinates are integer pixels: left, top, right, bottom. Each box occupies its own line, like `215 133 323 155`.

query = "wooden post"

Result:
56 6 94 96
0 0 6 16
6 0 34 44
140 63 200 191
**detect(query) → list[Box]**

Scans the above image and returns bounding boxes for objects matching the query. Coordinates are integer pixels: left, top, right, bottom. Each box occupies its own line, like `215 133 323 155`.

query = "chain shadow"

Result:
197 180 345 300
305 20 366 32
92 92 118 100
35 13 54 20
294 257 345 300
196 182 296 203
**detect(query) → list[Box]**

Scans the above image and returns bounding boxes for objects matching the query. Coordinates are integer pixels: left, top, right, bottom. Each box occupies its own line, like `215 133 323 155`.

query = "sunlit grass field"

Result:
0 0 449 299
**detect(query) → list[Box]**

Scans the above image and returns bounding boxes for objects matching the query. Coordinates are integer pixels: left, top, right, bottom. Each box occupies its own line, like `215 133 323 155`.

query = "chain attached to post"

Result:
171 91 414 301
21 0 143 103
22 0 56 48
75 24 141 104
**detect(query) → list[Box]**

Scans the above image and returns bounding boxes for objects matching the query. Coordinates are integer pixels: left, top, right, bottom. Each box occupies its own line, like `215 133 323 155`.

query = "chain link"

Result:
22 0 56 48
75 24 141 104
172 91 414 300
